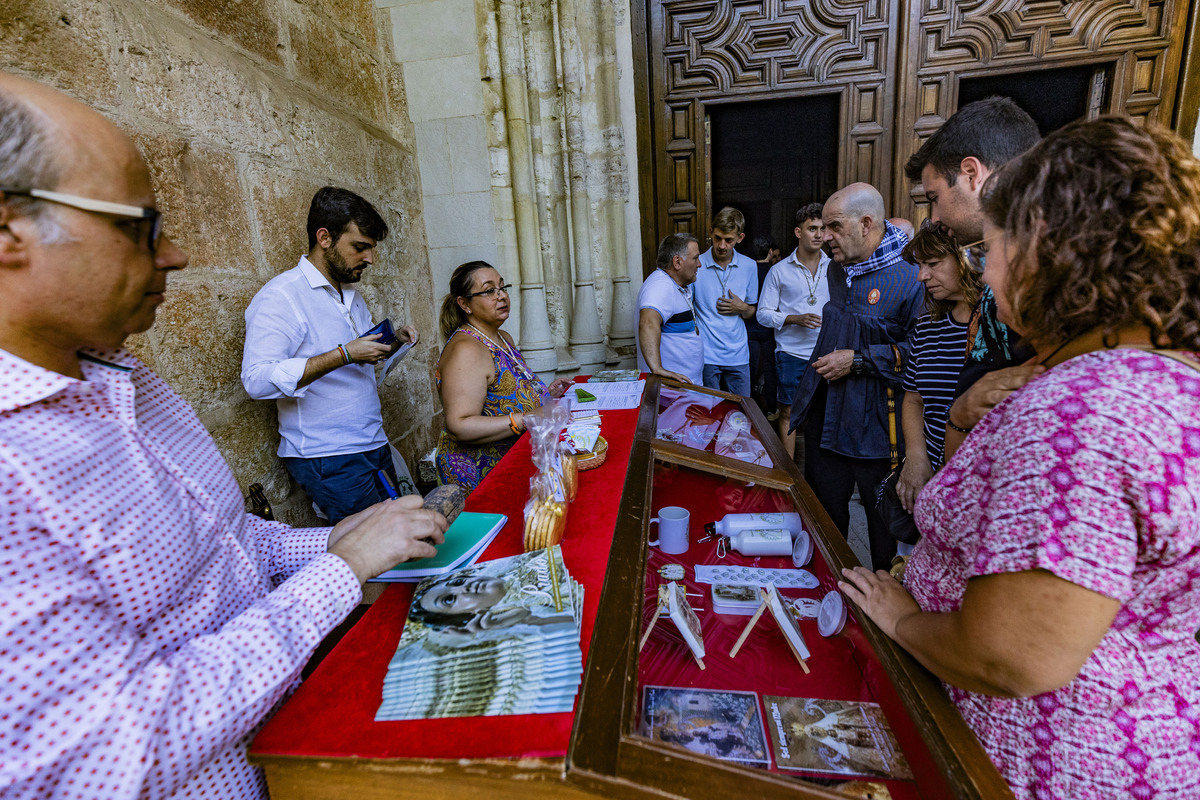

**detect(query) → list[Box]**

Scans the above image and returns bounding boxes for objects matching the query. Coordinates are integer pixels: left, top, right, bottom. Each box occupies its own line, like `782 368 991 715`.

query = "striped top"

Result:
902 313 969 469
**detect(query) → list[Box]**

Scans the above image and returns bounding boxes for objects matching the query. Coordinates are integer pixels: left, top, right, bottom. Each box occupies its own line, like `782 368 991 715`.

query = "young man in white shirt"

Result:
242 188 419 522
636 233 703 384
693 206 758 395
757 203 830 458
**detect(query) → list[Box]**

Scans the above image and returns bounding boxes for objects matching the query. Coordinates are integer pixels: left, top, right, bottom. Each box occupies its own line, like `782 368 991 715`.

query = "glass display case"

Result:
566 377 1012 800
249 376 1012 800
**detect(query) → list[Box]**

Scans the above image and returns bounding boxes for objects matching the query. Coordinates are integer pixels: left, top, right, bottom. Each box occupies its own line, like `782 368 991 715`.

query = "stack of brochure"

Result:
375 546 584 721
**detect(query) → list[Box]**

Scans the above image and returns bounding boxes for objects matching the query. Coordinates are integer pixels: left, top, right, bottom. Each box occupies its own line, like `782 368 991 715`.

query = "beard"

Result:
325 245 362 284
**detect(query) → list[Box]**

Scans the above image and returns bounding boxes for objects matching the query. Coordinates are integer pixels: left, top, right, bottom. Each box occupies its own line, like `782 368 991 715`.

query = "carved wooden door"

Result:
894 0 1194 220
636 0 1196 260
645 0 902 246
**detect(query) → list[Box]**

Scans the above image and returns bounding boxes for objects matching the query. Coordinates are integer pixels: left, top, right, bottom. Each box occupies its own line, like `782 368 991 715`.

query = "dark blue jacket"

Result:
790 255 924 459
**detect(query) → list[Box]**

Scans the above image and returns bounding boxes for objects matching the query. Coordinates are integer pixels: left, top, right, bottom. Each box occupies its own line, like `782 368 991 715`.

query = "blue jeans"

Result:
282 444 397 524
702 363 751 397
776 351 809 406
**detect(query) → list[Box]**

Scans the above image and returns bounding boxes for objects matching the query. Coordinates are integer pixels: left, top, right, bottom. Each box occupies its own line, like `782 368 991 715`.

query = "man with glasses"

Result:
242 187 420 522
0 73 446 800
903 97 1040 459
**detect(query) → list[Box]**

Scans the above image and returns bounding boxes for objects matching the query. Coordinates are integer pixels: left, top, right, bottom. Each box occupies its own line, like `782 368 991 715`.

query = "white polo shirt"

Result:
635 269 704 384
693 248 759 367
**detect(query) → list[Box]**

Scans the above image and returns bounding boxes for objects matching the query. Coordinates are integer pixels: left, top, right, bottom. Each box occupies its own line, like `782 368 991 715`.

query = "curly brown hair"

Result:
980 116 1200 350
900 221 983 320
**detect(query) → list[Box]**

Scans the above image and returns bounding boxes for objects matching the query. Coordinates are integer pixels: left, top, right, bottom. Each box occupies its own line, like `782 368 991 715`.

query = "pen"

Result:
380 470 440 545
378 470 400 500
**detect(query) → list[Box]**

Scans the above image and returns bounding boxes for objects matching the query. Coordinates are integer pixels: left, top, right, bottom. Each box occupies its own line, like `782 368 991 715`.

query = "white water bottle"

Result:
726 528 794 556
705 511 803 540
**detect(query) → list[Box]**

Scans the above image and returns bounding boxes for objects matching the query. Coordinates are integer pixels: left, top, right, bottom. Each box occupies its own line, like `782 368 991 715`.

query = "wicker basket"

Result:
575 435 609 471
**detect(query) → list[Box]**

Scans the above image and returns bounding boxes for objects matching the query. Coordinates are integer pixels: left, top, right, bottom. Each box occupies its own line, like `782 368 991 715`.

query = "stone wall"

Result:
0 0 438 526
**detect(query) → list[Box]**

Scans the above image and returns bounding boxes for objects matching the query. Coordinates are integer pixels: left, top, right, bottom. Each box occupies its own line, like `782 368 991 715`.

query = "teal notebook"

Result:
369 512 508 582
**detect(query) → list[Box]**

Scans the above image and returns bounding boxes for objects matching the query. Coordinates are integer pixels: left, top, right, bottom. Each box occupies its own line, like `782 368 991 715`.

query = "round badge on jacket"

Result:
867 288 881 305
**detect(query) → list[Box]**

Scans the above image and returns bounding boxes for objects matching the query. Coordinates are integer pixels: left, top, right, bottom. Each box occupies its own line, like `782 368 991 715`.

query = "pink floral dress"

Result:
907 349 1200 799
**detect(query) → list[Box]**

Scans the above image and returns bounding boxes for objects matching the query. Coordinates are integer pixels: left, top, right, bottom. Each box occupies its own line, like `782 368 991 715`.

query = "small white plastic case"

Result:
817 591 848 637
710 583 763 615
791 529 813 568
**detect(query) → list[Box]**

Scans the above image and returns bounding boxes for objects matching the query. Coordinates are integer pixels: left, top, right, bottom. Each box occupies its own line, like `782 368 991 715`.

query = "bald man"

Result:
788 183 923 572
0 73 447 799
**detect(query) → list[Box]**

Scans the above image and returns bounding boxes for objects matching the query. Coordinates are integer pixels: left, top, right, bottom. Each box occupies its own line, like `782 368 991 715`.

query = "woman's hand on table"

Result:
546 378 574 398
838 566 921 640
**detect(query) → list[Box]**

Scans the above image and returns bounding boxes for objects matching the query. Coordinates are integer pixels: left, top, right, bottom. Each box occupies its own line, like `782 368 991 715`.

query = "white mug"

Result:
649 506 690 554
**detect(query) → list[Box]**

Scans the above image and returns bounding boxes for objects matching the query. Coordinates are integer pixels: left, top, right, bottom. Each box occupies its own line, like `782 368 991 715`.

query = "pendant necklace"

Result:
799 260 822 306
466 322 533 380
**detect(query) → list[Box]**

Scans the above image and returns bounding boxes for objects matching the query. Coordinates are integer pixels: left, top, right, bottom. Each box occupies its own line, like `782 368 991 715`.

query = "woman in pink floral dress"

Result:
840 118 1200 799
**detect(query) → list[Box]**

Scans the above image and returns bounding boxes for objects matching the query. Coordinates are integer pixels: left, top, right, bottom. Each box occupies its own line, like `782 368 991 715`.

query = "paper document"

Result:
567 379 644 411
377 341 414 387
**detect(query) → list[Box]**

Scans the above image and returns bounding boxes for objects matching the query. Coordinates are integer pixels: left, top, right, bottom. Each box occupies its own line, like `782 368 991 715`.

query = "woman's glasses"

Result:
961 234 1001 273
464 282 513 300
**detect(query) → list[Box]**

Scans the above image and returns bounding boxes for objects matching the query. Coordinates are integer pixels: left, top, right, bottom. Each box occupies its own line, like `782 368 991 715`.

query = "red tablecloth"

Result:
250 404 639 761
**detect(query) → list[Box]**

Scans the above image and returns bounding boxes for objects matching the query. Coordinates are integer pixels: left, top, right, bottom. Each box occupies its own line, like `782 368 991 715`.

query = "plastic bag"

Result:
523 473 568 551
524 399 576 502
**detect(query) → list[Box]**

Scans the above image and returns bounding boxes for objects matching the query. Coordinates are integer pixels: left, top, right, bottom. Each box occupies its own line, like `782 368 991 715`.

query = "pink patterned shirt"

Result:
0 348 363 799
908 349 1200 799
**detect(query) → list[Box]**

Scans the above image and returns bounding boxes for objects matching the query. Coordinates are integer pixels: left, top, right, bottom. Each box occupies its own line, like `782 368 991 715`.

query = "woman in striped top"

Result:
895 222 983 512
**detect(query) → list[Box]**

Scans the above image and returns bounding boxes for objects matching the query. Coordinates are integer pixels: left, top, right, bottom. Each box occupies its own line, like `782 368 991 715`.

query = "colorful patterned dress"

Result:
435 326 547 493
907 349 1200 799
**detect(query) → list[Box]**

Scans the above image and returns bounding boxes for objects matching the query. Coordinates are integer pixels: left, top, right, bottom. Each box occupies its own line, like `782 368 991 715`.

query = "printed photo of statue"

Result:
376 547 585 722
408 565 576 645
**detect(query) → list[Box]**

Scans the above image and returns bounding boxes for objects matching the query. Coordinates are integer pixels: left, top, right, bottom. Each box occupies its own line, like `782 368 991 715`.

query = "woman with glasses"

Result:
893 222 984 516
841 118 1200 798
434 261 571 492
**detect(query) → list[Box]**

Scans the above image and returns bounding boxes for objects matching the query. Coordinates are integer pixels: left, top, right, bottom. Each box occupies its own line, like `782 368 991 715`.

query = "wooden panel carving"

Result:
660 0 895 98
915 0 1173 66
893 0 1191 219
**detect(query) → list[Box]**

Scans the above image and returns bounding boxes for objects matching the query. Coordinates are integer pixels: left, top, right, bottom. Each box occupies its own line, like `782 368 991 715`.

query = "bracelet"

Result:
339 344 354 365
947 419 973 434
508 412 521 436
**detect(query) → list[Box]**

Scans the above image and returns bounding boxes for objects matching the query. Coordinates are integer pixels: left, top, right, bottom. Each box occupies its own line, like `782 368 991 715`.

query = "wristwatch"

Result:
851 352 864 376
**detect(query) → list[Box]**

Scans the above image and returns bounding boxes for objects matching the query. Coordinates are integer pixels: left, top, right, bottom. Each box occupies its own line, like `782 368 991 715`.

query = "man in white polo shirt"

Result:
636 233 703 384
757 203 830 459
694 206 758 395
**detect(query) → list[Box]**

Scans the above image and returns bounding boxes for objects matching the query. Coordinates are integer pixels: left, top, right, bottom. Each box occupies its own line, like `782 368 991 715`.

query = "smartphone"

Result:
363 318 397 345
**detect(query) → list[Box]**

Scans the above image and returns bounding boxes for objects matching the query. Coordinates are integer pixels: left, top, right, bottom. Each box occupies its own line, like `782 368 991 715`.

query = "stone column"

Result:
557 0 607 373
494 0 557 376
597 0 637 359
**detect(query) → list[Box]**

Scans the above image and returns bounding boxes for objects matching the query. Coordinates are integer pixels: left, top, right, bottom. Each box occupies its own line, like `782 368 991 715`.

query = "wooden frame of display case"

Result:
565 376 1013 800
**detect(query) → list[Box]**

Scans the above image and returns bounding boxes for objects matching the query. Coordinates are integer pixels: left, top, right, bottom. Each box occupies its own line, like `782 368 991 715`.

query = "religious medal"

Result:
807 294 816 305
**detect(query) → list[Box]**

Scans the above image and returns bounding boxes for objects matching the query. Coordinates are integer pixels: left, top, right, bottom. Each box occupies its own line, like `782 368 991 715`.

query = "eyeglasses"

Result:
961 233 1001 273
918 218 950 235
463 282 513 299
0 186 163 254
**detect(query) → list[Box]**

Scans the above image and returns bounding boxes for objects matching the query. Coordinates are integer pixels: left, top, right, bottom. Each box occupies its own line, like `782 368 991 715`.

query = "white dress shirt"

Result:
756 249 832 360
241 256 388 459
